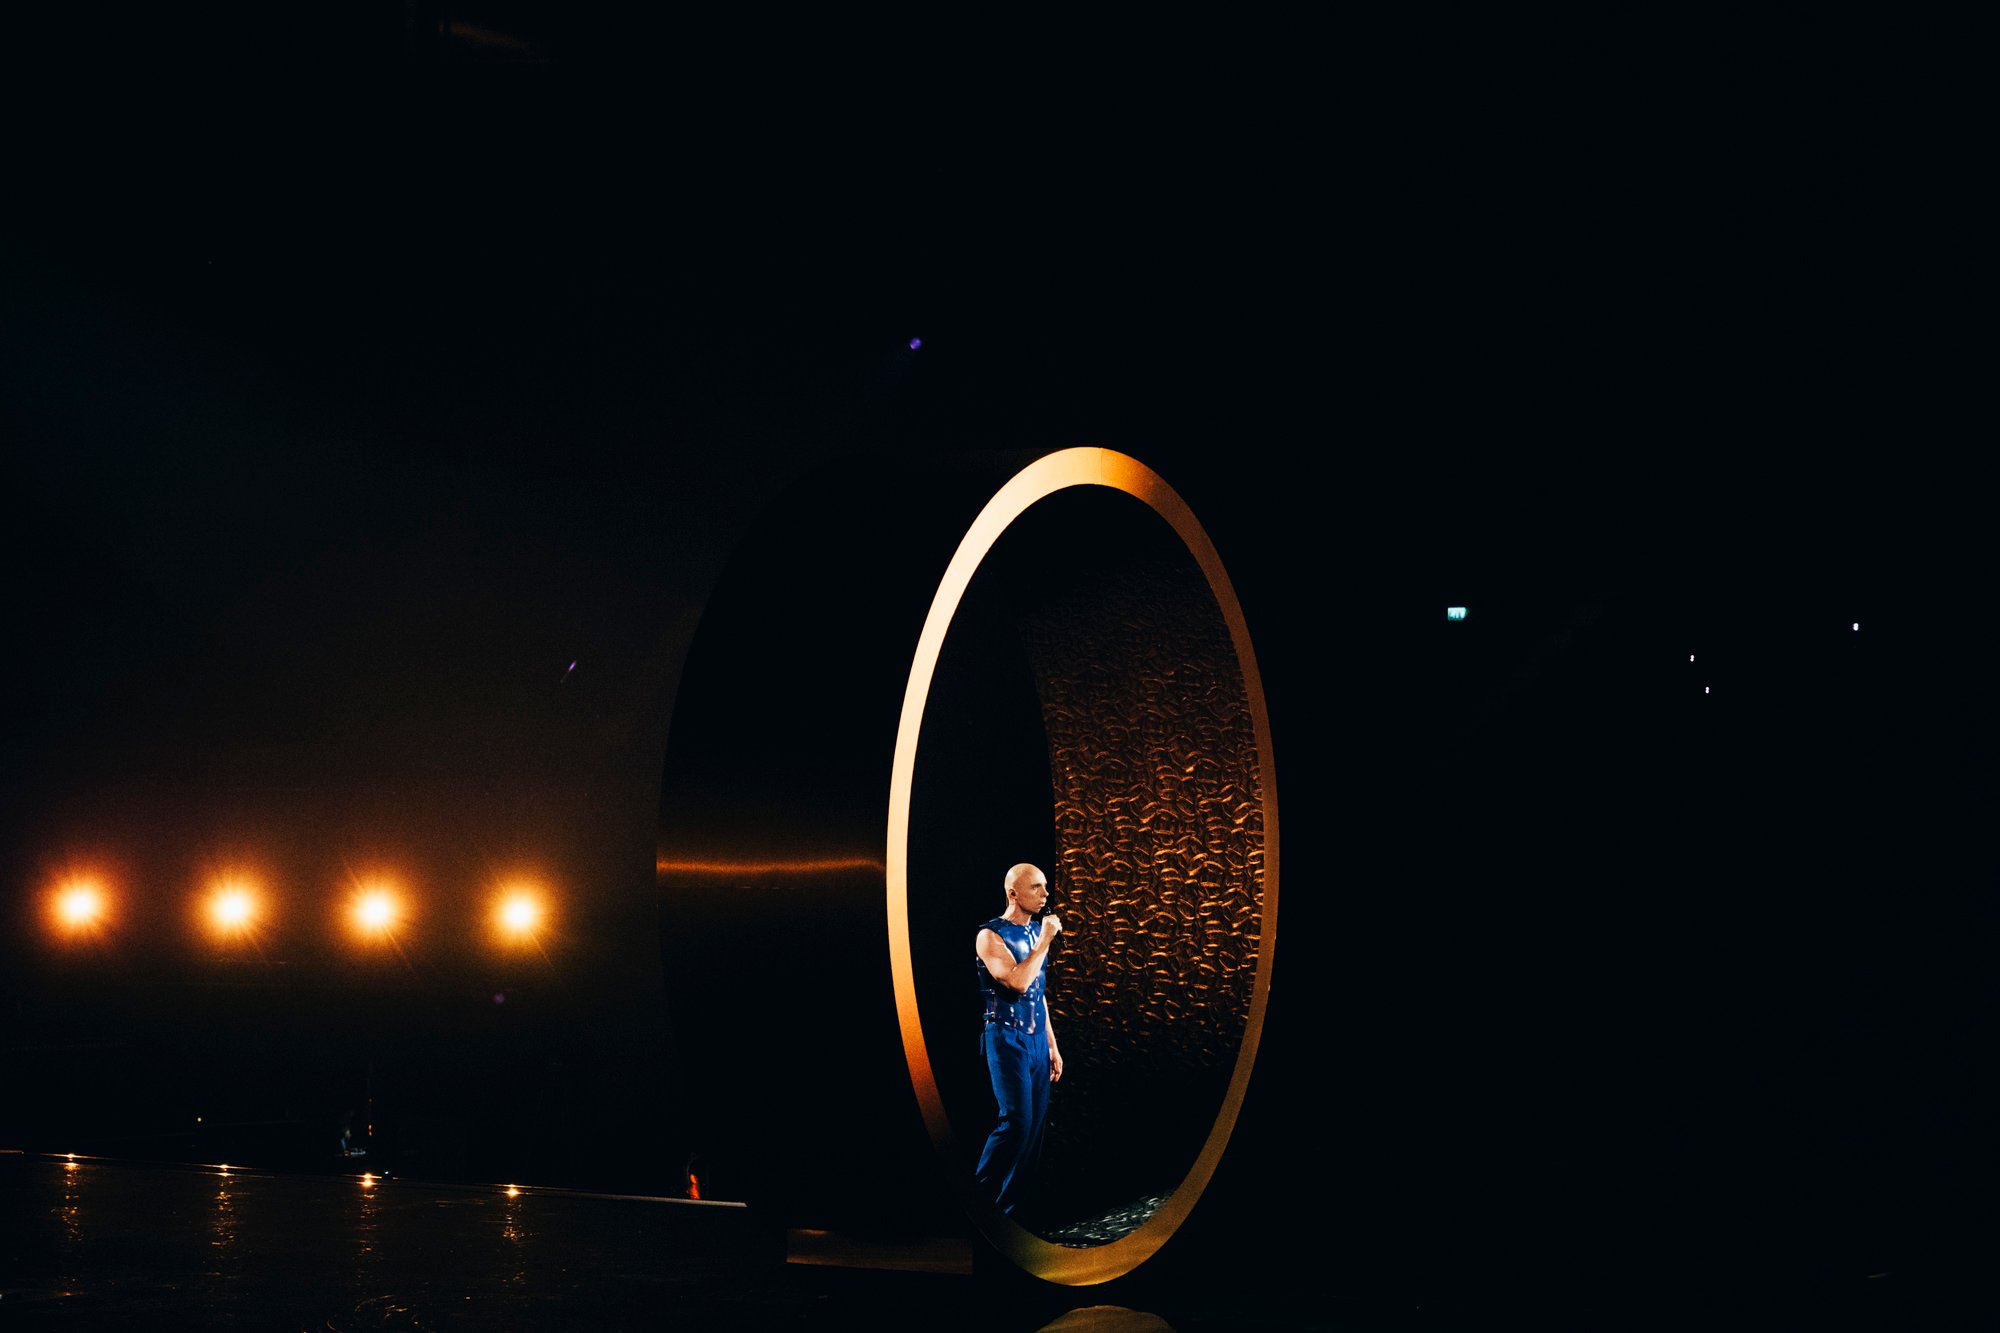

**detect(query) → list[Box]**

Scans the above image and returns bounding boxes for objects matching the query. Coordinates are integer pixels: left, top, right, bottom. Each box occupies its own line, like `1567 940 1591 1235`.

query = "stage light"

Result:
57 884 104 927
350 887 402 938
49 879 108 936
498 892 541 935
491 883 550 946
1852 622 1859 631
1447 606 1467 621
206 884 259 936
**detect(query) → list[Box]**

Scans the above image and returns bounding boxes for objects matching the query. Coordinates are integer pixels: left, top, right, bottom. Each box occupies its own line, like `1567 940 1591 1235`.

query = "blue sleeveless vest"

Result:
976 916 1046 1032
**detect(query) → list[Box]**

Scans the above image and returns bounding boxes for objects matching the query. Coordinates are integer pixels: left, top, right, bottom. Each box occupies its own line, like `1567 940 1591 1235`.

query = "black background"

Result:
2 9 1987 1316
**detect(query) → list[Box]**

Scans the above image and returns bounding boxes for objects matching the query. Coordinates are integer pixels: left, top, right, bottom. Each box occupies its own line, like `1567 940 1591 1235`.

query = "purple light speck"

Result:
908 338 922 350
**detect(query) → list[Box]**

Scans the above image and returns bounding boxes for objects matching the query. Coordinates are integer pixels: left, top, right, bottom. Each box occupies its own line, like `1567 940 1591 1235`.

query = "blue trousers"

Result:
974 1023 1049 1216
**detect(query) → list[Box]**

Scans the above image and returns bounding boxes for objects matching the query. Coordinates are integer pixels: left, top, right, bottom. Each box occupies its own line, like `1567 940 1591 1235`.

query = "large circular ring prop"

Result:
658 447 1277 1287
888 448 1277 1284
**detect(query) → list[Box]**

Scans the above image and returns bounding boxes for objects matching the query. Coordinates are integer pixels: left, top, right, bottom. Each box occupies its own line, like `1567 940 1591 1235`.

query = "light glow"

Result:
207 884 257 934
351 887 401 936
656 856 885 878
497 891 543 936
57 884 105 928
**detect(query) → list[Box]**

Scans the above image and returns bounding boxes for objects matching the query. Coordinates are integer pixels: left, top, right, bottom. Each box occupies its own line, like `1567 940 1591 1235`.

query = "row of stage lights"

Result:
56 1153 529 1197
40 876 553 949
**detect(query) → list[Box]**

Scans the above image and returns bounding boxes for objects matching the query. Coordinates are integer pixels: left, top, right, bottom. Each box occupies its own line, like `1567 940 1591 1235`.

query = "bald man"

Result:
973 862 1065 1216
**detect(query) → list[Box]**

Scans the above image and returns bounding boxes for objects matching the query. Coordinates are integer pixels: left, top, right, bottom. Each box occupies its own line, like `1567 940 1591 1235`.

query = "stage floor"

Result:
0 1151 1972 1330
0 1152 1302 1331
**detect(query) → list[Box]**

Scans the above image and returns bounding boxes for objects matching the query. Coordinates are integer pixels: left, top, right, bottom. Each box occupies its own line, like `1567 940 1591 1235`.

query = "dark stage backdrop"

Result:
2 51 1987 1314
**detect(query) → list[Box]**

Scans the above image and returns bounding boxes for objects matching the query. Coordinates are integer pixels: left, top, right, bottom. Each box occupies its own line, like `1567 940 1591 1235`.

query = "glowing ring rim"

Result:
885 446 1280 1286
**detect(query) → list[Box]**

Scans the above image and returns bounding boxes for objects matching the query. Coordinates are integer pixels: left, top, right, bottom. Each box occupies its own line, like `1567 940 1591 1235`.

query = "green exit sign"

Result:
1446 607 1467 621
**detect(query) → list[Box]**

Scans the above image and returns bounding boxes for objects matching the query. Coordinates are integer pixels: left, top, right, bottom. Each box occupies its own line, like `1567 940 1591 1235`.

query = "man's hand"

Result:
1049 1050 1064 1083
1040 913 1063 938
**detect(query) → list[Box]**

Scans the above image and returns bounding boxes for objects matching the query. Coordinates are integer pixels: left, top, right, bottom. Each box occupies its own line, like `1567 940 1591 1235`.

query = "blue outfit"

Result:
974 916 1051 1216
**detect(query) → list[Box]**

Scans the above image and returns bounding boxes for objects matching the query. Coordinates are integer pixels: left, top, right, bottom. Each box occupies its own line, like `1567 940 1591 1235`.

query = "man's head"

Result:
1003 863 1050 915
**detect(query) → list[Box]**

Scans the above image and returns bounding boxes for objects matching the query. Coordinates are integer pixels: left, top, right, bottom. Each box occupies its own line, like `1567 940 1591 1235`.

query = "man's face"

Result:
1014 875 1050 914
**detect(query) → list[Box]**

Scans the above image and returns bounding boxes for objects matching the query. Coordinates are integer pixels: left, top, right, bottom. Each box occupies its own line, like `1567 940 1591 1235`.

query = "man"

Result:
974 862 1065 1217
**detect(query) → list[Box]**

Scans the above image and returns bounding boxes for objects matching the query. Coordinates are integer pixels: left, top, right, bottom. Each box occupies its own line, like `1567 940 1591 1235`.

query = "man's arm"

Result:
976 915 1062 997
1045 993 1063 1083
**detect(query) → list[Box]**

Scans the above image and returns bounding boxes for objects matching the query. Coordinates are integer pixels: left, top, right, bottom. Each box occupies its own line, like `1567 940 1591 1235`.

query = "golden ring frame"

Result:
886 447 1279 1285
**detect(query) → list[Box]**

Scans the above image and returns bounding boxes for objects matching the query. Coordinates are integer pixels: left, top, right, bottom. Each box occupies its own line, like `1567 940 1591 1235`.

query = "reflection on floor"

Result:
1041 1194 1169 1247
1038 1307 1176 1332
6 1152 1979 1329
787 1226 975 1274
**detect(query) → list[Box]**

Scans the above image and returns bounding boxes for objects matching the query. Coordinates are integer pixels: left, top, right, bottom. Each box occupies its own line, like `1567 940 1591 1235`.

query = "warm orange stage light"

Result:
206 884 258 934
495 889 544 939
351 888 401 936
49 879 109 936
58 885 104 926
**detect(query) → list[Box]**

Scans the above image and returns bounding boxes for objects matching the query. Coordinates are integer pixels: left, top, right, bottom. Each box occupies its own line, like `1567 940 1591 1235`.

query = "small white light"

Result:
1852 623 1859 631
1689 654 1694 661
1705 686 1710 694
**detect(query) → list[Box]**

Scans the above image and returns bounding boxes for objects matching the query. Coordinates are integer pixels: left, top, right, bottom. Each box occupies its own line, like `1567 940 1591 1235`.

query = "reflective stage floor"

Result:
0 1152 1981 1330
